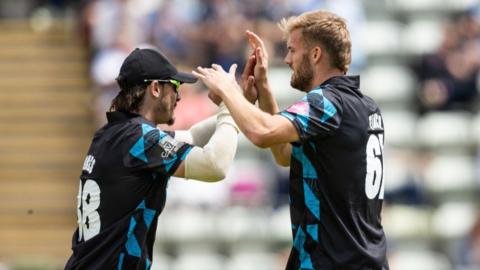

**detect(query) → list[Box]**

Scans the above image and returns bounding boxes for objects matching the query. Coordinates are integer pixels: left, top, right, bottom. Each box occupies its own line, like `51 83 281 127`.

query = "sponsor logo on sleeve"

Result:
159 136 180 158
286 101 309 116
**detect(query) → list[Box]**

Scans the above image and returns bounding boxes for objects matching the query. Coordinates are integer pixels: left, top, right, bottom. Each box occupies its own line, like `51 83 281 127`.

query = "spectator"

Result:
412 12 480 114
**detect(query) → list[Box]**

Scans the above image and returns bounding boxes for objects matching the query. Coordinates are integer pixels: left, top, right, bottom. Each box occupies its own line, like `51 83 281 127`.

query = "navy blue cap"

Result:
116 48 197 87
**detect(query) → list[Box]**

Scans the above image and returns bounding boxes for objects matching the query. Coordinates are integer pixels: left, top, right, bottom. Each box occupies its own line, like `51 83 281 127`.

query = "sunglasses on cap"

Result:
144 79 182 94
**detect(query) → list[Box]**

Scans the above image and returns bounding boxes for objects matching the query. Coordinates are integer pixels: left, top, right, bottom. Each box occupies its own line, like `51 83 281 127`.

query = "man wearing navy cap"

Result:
65 48 239 270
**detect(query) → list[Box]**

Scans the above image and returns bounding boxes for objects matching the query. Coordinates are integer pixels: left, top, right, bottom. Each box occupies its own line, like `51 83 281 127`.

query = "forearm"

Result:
183 105 239 182
192 64 298 148
256 81 290 165
174 115 217 146
257 80 280 114
220 86 276 147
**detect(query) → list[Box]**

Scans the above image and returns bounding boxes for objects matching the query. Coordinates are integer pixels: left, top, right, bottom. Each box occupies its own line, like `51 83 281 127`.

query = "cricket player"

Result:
65 48 239 269
194 10 389 270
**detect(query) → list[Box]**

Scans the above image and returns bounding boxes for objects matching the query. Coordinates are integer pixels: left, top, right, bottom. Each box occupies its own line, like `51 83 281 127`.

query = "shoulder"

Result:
361 94 382 115
115 117 167 150
306 86 344 115
309 86 343 103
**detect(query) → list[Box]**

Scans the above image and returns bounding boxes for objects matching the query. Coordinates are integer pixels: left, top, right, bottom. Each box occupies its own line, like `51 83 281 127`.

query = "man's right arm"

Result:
253 78 291 166
244 31 292 166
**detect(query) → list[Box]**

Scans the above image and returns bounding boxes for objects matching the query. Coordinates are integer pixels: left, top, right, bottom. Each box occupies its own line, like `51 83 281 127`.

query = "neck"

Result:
138 105 156 124
309 68 344 92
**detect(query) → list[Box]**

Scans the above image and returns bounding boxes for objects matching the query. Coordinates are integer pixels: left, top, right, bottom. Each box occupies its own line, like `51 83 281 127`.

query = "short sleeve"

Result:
279 88 342 142
124 123 193 177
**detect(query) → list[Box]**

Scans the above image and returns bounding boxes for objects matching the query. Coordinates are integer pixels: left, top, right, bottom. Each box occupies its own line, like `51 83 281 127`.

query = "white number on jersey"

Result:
365 134 385 199
77 179 101 241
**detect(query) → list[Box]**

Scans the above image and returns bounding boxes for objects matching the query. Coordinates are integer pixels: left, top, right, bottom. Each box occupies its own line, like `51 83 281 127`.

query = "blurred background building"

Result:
0 0 479 269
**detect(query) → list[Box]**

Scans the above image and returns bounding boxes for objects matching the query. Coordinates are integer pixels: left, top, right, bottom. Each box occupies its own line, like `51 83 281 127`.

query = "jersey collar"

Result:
317 75 361 96
106 111 141 124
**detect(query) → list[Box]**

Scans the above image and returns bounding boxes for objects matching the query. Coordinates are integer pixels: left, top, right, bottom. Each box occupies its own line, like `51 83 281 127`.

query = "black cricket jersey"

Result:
65 111 193 270
279 76 388 270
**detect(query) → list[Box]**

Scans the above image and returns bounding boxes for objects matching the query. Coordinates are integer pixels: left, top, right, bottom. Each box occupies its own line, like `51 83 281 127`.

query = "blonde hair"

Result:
279 10 351 73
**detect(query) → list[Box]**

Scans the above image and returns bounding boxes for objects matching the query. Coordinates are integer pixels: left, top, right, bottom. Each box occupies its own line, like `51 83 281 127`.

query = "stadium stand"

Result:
0 18 93 267
0 0 479 269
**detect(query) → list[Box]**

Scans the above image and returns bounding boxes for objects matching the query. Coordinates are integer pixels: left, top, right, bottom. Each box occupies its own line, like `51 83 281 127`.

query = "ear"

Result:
150 81 162 98
311 46 322 64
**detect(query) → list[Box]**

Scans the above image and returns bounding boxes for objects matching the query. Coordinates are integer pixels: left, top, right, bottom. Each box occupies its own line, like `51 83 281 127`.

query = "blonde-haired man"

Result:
194 10 388 270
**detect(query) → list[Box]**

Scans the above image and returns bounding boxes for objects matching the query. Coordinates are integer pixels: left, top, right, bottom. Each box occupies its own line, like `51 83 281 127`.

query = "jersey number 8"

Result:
77 179 101 241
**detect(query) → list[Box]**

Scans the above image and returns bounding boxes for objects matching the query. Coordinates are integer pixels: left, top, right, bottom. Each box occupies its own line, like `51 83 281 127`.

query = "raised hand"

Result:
245 30 269 84
192 64 241 97
245 30 279 115
241 51 258 104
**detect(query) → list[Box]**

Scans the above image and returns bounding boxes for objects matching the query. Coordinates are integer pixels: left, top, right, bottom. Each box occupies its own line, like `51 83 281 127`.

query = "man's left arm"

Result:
172 115 216 146
173 103 239 181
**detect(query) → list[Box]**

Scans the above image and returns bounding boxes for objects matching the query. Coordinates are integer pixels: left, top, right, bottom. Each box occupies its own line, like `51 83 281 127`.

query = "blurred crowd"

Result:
1 0 480 269
80 0 301 127
75 0 480 126
411 9 480 114
0 0 366 128
76 0 366 127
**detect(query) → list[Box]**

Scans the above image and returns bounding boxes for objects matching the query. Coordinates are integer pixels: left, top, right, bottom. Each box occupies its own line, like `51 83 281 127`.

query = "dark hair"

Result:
109 80 148 113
